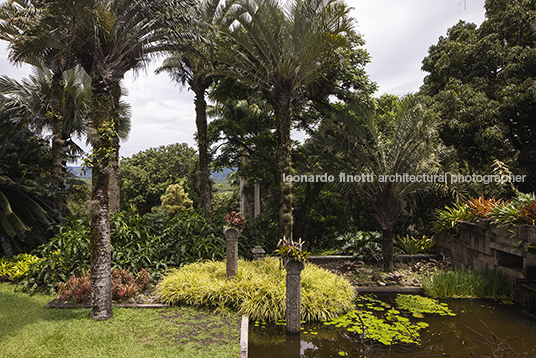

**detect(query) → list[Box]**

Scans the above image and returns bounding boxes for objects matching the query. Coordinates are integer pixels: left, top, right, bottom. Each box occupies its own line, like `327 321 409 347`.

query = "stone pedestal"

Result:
224 226 240 278
284 258 305 334
251 246 266 261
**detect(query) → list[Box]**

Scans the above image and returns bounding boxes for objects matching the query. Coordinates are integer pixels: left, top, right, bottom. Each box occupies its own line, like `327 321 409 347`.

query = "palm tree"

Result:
69 0 195 320
0 62 92 165
214 0 355 238
1 0 86 180
322 94 455 270
156 0 222 223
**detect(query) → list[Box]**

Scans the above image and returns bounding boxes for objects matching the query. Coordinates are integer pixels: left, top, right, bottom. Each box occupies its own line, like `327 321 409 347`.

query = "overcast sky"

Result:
0 0 486 159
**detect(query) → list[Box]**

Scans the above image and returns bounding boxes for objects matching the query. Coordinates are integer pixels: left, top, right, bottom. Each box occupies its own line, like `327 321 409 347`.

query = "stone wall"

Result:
436 220 536 280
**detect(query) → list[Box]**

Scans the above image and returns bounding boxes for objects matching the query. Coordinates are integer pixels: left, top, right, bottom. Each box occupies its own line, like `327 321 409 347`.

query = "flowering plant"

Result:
224 211 247 230
274 236 310 262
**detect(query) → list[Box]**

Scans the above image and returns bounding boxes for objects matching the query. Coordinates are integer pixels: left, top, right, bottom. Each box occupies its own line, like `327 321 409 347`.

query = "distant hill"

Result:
67 166 92 178
210 168 234 182
68 166 234 182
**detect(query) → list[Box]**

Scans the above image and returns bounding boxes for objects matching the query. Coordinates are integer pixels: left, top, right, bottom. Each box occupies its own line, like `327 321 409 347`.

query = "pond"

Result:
248 296 536 357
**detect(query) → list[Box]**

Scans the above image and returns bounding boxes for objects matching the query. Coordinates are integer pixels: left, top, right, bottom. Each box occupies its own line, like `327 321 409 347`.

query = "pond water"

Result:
248 297 536 357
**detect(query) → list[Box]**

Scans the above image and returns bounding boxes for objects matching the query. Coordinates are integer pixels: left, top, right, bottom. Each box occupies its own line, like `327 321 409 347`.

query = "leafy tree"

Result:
420 0 536 193
322 95 455 270
161 182 193 216
214 0 357 238
119 143 197 214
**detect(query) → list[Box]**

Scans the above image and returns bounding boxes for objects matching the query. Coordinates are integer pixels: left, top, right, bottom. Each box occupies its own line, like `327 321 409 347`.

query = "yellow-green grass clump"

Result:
158 258 355 322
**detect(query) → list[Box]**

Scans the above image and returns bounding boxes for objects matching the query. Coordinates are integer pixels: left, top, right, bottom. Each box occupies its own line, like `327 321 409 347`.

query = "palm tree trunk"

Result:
50 72 64 179
193 84 212 223
89 88 114 320
108 83 122 214
109 138 120 213
382 228 394 271
276 104 293 238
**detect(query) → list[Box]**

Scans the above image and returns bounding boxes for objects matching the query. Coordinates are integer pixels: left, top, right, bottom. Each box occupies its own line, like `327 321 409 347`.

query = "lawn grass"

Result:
0 283 240 358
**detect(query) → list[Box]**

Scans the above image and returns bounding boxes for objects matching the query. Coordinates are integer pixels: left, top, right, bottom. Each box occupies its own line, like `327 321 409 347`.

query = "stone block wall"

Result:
436 221 536 280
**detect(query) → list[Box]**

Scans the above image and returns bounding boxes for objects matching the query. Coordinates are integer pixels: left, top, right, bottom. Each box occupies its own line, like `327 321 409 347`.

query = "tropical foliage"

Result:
0 109 62 256
394 235 435 255
322 94 456 270
434 192 536 231
13 209 226 294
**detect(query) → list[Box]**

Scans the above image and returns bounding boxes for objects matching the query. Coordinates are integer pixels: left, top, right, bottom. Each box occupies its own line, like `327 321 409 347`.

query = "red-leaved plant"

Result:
467 196 505 220
224 211 247 230
518 199 536 226
56 269 150 304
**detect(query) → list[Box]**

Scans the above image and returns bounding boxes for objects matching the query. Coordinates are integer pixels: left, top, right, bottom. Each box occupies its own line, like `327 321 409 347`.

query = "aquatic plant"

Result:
395 294 455 317
323 295 454 346
421 267 511 299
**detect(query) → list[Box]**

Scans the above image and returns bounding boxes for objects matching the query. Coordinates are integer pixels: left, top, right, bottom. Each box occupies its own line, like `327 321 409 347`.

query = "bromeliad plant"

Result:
434 192 536 232
224 211 247 230
274 236 310 262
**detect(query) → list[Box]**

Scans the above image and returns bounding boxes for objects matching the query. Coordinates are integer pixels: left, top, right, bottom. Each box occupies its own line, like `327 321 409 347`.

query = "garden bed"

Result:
311 254 446 290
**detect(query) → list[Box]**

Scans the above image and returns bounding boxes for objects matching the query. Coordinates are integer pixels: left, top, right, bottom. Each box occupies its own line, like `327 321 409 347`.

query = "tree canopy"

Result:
420 0 536 193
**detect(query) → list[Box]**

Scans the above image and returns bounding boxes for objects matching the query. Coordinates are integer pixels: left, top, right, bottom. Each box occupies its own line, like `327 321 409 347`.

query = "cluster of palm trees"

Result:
1 0 358 319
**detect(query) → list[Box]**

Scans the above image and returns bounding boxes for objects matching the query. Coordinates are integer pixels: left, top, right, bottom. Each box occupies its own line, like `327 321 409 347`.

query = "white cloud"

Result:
349 0 486 95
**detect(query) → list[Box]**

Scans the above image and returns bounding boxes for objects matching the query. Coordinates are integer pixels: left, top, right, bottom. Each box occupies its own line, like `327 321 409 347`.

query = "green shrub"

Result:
0 253 41 282
394 235 435 254
421 267 511 299
334 231 382 258
157 258 356 322
433 202 468 233
19 217 91 294
20 209 227 294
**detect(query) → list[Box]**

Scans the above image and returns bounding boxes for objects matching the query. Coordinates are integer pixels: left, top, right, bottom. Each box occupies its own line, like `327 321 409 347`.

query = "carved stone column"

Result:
284 258 305 334
224 226 240 278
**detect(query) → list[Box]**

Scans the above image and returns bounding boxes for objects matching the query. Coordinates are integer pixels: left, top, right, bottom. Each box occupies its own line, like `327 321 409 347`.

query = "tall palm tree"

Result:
69 0 195 320
156 0 223 223
214 0 355 238
1 0 87 180
322 94 456 270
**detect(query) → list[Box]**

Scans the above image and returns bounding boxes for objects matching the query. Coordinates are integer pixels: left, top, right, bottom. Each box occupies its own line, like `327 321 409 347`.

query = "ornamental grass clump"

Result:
421 267 511 299
157 258 355 322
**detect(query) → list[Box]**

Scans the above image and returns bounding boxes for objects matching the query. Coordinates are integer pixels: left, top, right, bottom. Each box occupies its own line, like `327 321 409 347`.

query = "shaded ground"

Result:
319 256 451 288
159 307 241 347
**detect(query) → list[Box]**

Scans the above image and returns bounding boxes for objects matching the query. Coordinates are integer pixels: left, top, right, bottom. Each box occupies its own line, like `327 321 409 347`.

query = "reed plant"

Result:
421 267 511 299
158 258 355 322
